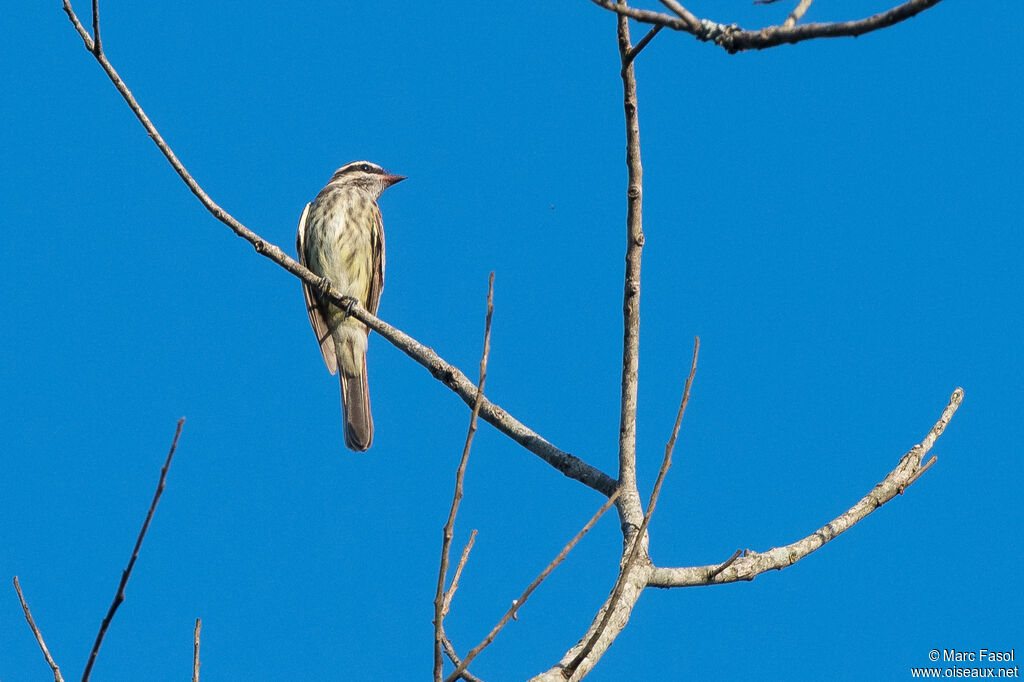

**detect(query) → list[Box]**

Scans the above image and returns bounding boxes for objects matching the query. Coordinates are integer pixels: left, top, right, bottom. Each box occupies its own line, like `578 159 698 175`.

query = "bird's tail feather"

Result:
339 350 373 451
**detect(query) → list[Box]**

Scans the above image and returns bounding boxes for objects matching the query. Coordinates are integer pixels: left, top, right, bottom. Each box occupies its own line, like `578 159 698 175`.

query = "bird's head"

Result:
328 161 406 198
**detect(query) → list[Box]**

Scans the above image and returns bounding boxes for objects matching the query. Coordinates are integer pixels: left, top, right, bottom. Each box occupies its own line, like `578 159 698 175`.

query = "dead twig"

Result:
784 0 815 27
440 631 486 682
193 618 201 682
444 488 621 682
443 530 479 617
82 418 185 681
434 274 495 681
587 0 944 53
566 337 699 675
13 577 66 682
648 389 965 587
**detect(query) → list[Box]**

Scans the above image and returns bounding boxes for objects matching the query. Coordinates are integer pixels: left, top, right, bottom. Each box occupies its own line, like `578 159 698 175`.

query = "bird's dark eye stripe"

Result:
338 163 382 175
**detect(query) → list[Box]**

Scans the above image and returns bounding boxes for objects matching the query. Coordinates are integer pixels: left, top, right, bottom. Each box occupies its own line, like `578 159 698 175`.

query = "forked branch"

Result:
588 0 944 53
434 275 494 681
647 388 964 588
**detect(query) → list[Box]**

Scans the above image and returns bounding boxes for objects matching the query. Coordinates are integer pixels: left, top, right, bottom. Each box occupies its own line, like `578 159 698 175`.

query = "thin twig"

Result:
656 0 701 29
434 274 495 682
13 577 66 682
784 0 815 27
623 25 663 67
193 618 201 682
440 631 486 682
707 549 744 580
82 418 185 682
90 0 100 54
566 337 699 675
900 455 937 493
648 388 965 588
444 488 621 682
443 529 479 616
60 0 617 498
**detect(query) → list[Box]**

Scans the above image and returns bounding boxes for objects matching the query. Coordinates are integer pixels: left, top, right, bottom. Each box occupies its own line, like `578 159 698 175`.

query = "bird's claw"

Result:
314 276 331 301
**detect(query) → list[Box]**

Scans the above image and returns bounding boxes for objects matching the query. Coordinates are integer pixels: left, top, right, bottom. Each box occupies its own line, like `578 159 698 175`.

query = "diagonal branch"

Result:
434 274 494 681
60 0 617 499
440 631 485 682
647 388 964 588
13 577 66 682
784 0 816 27
622 25 663 68
655 0 700 29
587 0 944 53
82 418 185 681
446 488 622 682
564 337 698 677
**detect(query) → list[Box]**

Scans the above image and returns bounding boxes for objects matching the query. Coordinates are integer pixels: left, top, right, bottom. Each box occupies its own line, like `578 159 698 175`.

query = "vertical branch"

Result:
82 418 185 682
192 618 202 682
433 274 495 681
90 0 101 54
564 338 699 677
615 0 648 534
13 577 66 682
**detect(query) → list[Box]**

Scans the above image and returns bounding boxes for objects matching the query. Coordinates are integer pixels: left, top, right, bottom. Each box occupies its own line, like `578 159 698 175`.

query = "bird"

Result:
296 161 405 451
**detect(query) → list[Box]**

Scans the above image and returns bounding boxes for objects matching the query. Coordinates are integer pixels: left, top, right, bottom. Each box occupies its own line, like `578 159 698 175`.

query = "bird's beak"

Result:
383 173 406 188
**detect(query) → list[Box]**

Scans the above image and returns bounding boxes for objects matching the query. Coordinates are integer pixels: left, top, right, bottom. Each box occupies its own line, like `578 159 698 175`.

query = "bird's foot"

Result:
342 297 357 319
314 276 331 301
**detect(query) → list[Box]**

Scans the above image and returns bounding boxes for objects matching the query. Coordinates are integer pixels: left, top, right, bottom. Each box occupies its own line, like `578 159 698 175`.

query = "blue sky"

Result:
3 1 1021 680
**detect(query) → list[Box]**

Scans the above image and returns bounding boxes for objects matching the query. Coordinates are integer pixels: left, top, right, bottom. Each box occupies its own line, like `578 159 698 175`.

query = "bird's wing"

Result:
366 203 385 317
297 201 338 374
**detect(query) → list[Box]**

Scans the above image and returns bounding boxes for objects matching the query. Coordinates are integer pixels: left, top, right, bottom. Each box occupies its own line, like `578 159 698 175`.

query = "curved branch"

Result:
648 388 964 588
59 0 617 499
587 0 944 53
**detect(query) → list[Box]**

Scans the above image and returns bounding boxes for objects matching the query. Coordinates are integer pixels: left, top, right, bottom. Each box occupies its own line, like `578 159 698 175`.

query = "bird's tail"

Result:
338 337 373 451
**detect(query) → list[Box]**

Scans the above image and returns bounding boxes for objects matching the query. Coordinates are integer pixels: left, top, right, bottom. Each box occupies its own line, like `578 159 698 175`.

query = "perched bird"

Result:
297 161 405 451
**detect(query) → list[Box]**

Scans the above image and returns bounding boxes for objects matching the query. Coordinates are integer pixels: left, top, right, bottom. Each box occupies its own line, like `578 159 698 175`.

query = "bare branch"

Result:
440 632 486 682
82 418 185 682
59 0 616 498
614 0 649 539
443 529 479 617
707 549 744 580
784 0 815 27
901 454 936 492
193 618 201 682
565 337 699 676
434 274 494 682
655 0 700 29
62 0 94 51
90 0 100 54
648 388 964 588
588 0 944 53
445 488 621 682
623 25 663 67
13 577 66 682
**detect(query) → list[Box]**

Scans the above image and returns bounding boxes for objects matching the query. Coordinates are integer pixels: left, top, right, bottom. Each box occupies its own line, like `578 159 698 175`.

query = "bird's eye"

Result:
360 164 371 172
